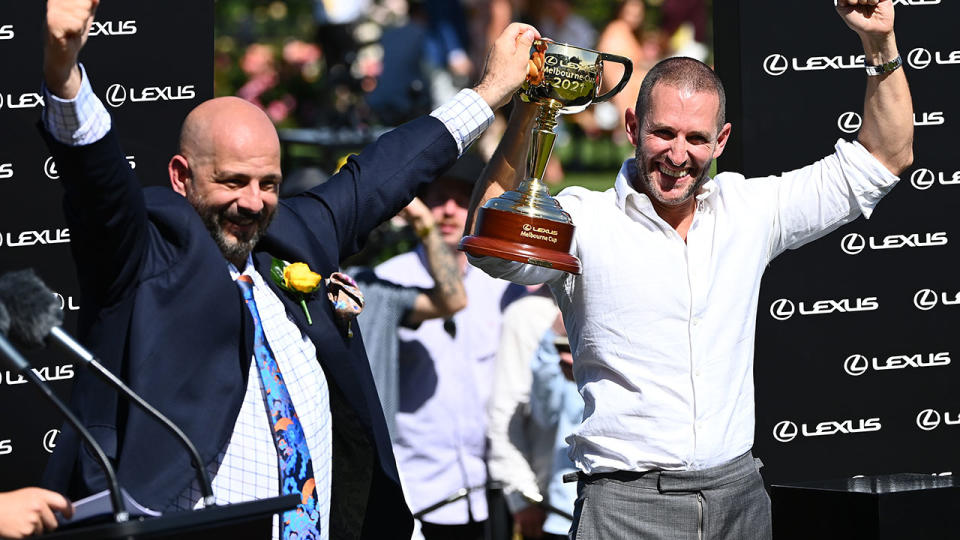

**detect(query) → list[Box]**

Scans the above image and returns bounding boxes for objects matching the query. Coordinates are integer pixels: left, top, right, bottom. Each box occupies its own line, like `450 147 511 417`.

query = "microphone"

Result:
0 299 129 523
0 269 216 507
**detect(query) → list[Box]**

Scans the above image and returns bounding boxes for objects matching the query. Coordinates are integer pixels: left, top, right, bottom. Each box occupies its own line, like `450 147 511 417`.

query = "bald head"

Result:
179 96 280 164
168 96 283 267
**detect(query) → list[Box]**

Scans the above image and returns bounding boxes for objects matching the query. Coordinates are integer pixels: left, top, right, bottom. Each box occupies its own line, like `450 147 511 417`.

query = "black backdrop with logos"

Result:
0 2 212 491
715 1 959 485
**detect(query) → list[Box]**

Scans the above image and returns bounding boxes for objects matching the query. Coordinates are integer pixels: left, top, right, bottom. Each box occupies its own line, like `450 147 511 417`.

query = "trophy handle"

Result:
595 53 634 104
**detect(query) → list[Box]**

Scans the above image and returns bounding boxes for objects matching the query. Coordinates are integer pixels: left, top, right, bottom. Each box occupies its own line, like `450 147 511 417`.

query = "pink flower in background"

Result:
283 40 321 66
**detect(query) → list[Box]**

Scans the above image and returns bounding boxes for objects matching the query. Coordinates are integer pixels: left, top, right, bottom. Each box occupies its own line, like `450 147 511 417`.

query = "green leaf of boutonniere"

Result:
269 257 323 325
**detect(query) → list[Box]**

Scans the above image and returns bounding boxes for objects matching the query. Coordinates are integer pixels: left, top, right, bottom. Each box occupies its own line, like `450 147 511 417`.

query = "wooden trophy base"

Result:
459 207 581 274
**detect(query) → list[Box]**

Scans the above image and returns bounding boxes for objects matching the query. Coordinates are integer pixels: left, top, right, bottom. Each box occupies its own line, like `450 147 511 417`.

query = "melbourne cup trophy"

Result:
459 39 632 274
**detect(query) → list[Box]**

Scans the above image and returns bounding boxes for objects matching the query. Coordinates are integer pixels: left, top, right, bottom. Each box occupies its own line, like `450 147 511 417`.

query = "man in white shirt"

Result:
464 1 912 538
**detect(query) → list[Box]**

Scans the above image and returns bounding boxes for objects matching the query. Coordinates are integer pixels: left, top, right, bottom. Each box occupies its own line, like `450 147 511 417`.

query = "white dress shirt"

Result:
43 66 495 537
470 140 899 474
486 292 559 513
375 248 510 524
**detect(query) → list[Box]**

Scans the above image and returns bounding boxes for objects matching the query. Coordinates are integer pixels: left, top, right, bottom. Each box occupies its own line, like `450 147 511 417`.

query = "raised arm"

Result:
44 0 98 98
836 0 913 175
399 198 467 325
464 100 539 236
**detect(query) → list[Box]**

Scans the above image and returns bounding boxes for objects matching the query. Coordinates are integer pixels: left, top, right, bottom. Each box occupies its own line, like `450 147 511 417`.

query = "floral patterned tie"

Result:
236 275 320 539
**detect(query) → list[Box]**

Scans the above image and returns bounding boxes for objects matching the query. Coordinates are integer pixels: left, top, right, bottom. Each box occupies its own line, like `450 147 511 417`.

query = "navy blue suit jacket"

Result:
40 115 458 538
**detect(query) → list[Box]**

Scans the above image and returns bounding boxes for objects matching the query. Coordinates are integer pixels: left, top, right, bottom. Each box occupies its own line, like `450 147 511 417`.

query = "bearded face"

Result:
188 187 276 264
633 142 713 208
630 84 728 209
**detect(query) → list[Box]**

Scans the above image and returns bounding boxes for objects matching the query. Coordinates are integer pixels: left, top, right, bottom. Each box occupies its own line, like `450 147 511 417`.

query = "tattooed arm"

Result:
400 198 468 326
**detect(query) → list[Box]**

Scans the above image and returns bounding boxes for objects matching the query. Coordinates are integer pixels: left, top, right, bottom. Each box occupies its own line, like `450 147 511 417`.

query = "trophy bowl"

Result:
460 39 632 274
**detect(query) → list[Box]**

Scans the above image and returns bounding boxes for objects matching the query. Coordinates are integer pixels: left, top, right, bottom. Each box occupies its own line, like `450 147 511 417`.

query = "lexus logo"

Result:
911 168 936 190
908 48 932 70
42 429 59 453
769 299 795 321
838 112 862 134
840 233 866 255
763 54 789 77
0 93 3 109
522 224 532 231
913 289 938 311
44 157 59 180
844 354 870 377
773 421 798 442
106 83 127 107
917 409 941 431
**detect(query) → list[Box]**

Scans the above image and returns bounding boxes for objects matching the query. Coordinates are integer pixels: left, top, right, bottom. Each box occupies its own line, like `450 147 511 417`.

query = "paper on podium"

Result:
58 488 162 526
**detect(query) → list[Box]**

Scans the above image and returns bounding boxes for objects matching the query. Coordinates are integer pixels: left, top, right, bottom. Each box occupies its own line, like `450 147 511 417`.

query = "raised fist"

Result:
474 22 542 110
835 0 894 38
44 0 100 96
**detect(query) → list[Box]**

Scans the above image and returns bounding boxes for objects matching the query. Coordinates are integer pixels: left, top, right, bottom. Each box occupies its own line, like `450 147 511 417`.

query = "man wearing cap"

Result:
375 153 510 540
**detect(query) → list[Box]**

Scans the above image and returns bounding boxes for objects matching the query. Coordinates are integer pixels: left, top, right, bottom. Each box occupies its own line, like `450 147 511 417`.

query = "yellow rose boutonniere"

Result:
271 258 322 325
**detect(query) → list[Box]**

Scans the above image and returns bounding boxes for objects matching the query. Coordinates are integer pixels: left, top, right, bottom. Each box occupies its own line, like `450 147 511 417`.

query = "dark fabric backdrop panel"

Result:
715 1 959 485
0 1 213 492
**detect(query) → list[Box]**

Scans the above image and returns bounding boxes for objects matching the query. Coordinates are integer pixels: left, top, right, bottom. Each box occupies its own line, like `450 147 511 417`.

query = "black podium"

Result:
42 495 299 540
771 473 958 539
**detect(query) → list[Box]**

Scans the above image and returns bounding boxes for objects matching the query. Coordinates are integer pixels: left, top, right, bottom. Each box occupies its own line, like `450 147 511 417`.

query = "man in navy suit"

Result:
39 1 540 538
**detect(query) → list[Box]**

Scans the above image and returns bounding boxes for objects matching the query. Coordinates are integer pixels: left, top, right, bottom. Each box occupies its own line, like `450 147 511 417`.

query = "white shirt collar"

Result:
614 158 718 217
227 254 256 281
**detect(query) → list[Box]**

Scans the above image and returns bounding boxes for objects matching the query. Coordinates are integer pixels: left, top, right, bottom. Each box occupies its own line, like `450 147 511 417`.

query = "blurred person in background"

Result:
594 0 662 144
660 0 708 61
313 0 372 126
536 0 595 49
348 158 490 441
366 0 433 125
529 315 582 540
375 155 511 540
486 285 559 539
422 0 475 108
314 0 370 75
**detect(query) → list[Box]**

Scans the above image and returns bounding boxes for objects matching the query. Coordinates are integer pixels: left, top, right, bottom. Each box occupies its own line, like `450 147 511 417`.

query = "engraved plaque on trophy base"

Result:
460 207 580 274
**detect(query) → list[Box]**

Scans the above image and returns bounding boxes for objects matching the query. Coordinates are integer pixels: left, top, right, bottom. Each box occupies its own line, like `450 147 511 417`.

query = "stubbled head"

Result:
635 56 726 134
625 57 731 210
168 97 282 267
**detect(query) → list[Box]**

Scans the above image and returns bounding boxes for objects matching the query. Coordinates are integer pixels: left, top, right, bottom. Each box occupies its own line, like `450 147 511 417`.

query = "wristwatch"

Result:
865 55 902 76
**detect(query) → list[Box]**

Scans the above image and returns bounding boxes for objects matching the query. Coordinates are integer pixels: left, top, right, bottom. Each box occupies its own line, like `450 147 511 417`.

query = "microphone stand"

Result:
50 326 216 507
0 335 129 523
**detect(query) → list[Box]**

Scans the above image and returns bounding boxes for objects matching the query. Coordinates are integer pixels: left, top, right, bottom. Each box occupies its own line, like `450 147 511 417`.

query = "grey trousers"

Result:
569 451 772 540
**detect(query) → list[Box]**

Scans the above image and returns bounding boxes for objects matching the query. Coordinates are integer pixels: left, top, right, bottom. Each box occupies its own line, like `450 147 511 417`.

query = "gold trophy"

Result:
460 39 632 274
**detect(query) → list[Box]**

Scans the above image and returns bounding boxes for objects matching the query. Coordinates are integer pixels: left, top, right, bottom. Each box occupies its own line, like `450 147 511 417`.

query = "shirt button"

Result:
695 369 702 377
692 317 701 326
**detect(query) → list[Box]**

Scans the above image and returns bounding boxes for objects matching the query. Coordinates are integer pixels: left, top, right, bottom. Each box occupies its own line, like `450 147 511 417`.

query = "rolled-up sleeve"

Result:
769 138 901 256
